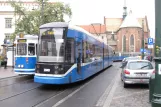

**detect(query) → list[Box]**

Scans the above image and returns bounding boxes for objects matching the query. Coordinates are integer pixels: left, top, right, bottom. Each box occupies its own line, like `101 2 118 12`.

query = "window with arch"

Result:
123 35 126 52
130 35 134 46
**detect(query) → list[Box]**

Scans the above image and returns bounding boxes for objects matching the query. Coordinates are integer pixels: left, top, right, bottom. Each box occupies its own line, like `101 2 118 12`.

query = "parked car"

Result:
120 60 155 88
121 57 140 68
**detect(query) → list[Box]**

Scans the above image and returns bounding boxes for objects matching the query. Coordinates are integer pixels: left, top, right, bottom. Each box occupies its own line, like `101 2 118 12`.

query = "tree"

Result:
9 0 72 39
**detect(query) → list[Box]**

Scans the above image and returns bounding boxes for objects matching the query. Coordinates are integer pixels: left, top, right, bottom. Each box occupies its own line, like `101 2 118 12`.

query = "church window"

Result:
123 35 126 52
130 35 134 46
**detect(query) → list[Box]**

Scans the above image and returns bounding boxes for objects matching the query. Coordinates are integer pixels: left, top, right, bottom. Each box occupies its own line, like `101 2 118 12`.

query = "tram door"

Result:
75 39 82 80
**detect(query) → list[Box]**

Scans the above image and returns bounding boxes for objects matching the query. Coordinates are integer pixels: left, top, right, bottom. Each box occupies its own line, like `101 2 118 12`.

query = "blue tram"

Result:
34 22 114 84
14 34 38 75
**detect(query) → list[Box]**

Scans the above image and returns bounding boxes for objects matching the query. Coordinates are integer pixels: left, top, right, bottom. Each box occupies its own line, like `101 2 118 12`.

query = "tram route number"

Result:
18 39 27 43
44 68 50 72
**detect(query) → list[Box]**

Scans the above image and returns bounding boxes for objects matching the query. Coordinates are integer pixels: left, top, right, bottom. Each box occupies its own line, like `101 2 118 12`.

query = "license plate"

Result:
136 74 147 77
140 79 144 82
44 68 50 72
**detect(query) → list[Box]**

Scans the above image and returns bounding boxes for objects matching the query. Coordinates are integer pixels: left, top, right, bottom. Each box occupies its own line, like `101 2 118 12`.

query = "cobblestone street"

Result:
109 78 151 107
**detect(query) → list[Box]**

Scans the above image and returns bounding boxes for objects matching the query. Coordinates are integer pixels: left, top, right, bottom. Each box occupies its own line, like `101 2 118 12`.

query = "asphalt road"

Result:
0 62 120 107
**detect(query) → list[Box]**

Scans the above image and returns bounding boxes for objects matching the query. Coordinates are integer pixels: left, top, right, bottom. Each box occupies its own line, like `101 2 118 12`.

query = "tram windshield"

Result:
17 43 27 55
38 28 65 62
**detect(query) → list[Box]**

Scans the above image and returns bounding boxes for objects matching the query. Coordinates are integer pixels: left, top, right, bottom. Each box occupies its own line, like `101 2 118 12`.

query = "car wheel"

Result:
124 82 128 88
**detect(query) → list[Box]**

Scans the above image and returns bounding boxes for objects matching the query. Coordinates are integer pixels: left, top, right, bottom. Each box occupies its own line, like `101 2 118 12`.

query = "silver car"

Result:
121 60 155 88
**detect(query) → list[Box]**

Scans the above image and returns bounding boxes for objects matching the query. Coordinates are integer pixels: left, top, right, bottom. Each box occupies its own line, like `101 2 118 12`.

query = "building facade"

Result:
79 1 151 55
0 0 41 66
0 1 41 47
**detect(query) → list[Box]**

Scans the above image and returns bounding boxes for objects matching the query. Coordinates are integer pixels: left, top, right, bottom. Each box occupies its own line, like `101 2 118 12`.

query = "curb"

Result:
0 75 20 80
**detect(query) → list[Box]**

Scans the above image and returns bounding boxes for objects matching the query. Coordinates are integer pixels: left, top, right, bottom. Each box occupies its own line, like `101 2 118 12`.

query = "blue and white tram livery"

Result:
34 22 114 84
14 34 38 75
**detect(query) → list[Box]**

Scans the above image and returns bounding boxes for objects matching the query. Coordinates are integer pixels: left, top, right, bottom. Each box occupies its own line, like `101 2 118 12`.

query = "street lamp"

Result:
152 0 161 107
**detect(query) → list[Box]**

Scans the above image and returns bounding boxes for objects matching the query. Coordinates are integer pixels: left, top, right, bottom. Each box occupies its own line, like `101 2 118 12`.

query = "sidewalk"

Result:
0 67 18 79
103 70 151 107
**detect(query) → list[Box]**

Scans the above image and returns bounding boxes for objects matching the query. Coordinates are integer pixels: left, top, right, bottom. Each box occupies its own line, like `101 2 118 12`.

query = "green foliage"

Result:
9 0 72 39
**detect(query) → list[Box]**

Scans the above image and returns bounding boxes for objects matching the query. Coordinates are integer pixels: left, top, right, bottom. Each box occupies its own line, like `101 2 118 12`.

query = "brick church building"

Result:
79 2 150 54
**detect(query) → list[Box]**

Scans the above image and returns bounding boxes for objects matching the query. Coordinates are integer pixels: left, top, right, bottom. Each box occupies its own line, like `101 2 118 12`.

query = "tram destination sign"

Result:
42 31 54 36
18 39 27 43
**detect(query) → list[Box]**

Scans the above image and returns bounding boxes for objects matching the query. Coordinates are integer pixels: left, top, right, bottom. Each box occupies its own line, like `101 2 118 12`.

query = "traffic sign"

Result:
148 38 154 48
140 48 146 52
148 38 154 45
148 45 153 48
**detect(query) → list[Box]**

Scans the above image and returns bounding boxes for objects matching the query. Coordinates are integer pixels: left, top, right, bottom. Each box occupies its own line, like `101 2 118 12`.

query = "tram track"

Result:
0 79 41 101
0 75 33 87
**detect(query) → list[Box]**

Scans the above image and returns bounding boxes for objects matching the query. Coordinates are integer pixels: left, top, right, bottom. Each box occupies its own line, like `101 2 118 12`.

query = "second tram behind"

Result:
14 34 38 75
34 22 114 84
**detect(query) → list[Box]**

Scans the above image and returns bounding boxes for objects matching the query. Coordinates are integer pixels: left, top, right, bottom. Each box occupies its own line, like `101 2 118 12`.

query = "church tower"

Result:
123 0 127 20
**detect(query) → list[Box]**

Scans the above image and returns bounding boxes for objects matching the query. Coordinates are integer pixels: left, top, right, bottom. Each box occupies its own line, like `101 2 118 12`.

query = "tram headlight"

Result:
54 65 58 69
59 67 64 71
21 65 24 68
18 65 21 68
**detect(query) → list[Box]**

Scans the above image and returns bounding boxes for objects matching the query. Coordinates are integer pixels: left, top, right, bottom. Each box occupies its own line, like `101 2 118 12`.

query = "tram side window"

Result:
28 43 35 55
83 42 95 63
65 39 74 63
36 44 37 55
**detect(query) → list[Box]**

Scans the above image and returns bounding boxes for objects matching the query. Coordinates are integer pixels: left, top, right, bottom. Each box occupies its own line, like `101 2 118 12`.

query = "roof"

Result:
15 34 38 40
69 25 104 43
104 15 149 32
40 22 68 28
120 10 142 28
78 24 106 34
105 18 122 32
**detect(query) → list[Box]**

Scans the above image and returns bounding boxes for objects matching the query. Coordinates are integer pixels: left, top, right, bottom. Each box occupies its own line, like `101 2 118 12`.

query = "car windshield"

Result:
128 61 153 70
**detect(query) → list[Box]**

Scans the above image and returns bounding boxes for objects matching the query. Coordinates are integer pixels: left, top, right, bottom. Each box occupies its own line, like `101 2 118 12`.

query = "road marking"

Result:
113 90 149 100
95 75 116 107
34 90 66 107
52 64 118 107
103 71 120 107
52 80 91 107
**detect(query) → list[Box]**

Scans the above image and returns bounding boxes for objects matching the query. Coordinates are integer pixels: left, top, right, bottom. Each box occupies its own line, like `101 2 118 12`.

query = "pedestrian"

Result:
4 55 8 69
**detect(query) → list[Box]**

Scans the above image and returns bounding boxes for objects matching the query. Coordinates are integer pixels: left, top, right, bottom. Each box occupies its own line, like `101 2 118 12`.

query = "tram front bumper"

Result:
34 75 70 84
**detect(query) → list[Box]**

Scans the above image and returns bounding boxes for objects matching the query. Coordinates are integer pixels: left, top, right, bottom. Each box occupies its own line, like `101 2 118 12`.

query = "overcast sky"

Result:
49 0 155 38
21 0 155 38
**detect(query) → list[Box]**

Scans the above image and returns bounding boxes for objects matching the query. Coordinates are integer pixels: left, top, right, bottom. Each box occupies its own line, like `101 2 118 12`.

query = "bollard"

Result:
149 74 155 102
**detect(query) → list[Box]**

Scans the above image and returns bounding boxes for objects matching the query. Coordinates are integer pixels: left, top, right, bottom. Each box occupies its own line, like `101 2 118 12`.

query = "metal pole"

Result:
152 0 161 106
12 6 17 68
141 19 145 59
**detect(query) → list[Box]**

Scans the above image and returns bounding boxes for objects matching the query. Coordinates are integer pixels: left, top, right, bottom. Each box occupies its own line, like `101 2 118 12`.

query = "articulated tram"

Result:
34 22 114 84
14 34 38 75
